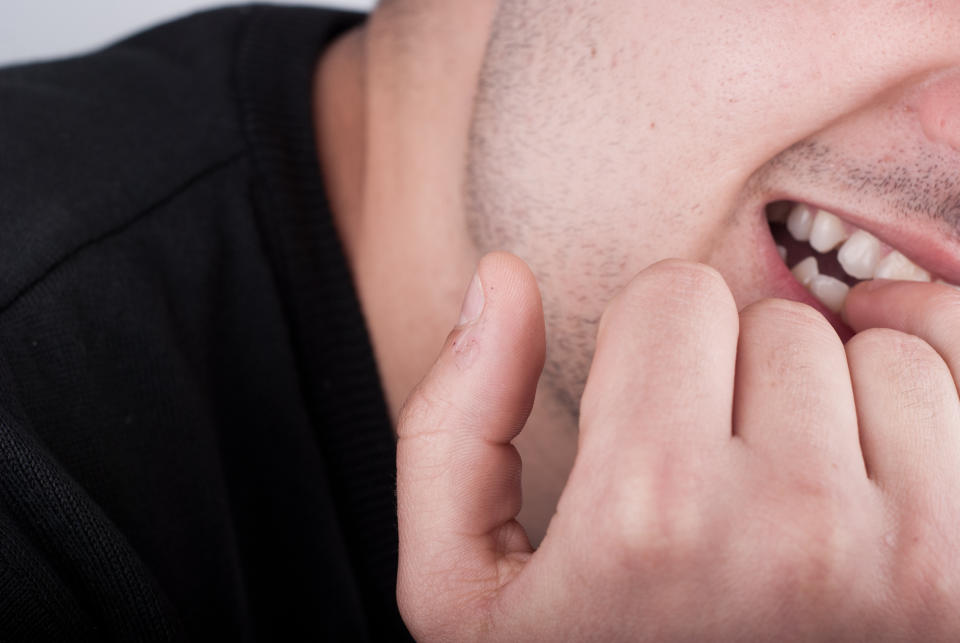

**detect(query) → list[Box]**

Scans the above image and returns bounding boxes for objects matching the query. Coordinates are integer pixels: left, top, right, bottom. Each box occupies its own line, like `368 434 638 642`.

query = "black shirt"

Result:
0 6 407 641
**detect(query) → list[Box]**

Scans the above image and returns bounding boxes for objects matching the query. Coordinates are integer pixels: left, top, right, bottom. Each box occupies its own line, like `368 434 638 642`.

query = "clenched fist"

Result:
396 253 960 641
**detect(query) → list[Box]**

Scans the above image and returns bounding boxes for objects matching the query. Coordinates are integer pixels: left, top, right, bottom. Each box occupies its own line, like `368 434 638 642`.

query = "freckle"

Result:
590 46 597 58
649 122 656 129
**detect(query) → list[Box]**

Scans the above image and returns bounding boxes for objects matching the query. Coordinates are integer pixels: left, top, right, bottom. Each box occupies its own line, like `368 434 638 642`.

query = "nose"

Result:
915 70 960 153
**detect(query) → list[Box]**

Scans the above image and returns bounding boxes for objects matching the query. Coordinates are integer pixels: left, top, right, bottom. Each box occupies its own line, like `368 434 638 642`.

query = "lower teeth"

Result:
807 274 850 313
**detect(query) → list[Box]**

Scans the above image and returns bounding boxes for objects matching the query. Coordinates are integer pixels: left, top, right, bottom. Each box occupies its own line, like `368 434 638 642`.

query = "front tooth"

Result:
809 210 849 253
873 251 931 282
837 230 882 280
791 256 819 286
786 203 815 242
808 275 850 313
777 245 788 262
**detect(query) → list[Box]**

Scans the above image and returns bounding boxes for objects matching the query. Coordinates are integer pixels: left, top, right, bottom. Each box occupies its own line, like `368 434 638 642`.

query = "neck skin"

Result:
312 2 576 544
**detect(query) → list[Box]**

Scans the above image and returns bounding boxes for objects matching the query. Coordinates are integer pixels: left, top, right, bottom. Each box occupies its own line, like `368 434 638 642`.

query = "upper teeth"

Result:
786 203 815 242
874 250 931 282
808 209 849 253
836 230 883 280
775 202 955 313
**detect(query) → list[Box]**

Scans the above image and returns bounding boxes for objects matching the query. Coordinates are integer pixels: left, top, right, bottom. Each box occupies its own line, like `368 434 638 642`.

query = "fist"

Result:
396 253 960 641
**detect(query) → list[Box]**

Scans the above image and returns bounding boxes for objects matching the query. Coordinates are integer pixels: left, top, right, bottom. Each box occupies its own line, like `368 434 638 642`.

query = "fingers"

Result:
845 328 960 501
733 299 864 476
844 279 960 392
579 259 739 451
395 252 544 635
842 280 960 499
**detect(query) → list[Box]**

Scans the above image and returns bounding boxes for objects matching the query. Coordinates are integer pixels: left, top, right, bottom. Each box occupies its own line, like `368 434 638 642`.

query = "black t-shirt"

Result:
0 6 408 641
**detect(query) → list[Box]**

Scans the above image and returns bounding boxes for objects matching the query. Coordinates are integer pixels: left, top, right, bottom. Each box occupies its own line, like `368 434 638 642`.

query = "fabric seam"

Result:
0 150 246 316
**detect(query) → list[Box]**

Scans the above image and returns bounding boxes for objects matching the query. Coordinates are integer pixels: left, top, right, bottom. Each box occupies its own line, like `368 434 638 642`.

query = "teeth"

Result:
837 230 883 280
791 256 819 286
772 201 960 300
809 210 849 253
873 251 931 282
808 275 850 313
786 203 815 242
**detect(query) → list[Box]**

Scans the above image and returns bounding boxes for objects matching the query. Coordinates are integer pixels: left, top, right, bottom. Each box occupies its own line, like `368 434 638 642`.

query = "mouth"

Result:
764 200 960 340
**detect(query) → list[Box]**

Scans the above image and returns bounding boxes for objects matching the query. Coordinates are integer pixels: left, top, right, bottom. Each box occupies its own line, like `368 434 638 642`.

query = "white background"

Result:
0 0 376 66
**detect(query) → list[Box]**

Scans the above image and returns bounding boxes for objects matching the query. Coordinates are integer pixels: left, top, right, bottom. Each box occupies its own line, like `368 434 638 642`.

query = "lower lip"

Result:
760 211 855 342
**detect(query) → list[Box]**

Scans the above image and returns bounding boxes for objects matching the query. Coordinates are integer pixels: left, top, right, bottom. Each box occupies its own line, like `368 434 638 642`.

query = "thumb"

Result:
396 252 545 638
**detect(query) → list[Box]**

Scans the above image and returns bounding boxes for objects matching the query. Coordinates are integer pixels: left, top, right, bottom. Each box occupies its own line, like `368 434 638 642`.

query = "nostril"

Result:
912 70 960 153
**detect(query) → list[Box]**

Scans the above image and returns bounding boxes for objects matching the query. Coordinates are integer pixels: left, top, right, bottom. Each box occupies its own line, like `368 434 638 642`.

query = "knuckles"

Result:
396 383 437 439
846 327 946 373
586 449 720 575
737 298 848 393
740 297 840 346
565 267 960 633
580 447 876 611
396 379 461 441
846 328 954 405
597 259 737 343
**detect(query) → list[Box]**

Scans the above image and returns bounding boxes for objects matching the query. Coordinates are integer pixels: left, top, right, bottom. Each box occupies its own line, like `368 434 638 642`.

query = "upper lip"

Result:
771 195 960 285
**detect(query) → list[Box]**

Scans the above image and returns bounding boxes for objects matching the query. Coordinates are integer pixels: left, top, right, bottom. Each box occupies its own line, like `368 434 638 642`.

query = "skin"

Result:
315 0 960 638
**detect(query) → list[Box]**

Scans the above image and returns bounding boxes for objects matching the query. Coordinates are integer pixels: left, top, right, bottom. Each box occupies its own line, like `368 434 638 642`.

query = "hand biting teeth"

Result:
769 201 957 313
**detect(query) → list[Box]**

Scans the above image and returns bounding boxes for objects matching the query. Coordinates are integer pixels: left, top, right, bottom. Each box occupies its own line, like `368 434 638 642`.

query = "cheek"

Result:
534 208 729 327
534 213 720 411
538 216 712 339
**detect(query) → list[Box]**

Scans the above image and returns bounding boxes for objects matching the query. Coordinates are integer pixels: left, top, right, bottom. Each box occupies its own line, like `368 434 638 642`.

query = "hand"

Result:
396 253 960 641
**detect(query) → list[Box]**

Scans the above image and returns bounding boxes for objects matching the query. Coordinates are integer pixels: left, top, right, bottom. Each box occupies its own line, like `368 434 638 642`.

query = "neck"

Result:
313 2 576 545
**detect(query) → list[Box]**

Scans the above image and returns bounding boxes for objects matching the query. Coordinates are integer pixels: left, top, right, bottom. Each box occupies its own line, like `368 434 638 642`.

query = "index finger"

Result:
579 260 739 451
843 279 960 391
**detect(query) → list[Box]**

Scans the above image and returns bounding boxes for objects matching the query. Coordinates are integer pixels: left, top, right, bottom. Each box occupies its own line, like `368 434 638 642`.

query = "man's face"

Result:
467 0 960 415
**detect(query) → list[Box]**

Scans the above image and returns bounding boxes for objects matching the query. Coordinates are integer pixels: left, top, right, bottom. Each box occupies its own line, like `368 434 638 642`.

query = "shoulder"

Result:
0 6 365 314
0 7 257 311
0 6 256 185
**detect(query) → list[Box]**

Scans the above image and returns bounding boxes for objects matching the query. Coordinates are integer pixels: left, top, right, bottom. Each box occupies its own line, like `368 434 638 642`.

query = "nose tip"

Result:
915 71 960 152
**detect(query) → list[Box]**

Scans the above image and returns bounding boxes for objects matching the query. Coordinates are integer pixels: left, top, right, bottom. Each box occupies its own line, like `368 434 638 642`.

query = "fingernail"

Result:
458 273 484 326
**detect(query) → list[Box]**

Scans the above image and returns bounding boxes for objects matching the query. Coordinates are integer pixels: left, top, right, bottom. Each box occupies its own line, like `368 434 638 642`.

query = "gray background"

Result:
0 0 376 66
